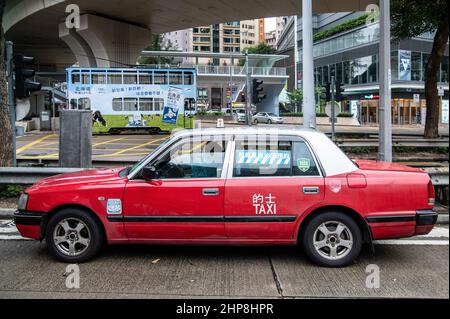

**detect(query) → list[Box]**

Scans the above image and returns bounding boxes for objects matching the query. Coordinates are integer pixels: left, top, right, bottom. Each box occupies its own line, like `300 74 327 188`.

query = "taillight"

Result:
428 181 435 206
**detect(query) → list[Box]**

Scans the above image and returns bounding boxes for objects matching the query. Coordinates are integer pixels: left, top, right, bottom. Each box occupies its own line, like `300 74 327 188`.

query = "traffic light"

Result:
325 83 331 102
14 55 41 99
252 79 266 103
335 82 345 102
240 92 246 103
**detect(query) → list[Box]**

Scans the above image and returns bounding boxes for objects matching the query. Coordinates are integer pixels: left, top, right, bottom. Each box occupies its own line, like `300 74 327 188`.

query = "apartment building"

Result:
164 19 265 66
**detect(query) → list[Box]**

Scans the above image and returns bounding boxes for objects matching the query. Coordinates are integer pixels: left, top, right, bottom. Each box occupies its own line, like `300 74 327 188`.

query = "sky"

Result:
265 17 276 33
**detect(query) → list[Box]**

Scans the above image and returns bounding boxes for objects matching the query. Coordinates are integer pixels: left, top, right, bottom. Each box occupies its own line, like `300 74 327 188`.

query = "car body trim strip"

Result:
107 215 297 223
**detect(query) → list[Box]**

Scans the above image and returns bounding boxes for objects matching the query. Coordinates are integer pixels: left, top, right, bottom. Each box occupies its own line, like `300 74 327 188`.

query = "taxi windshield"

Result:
127 138 172 176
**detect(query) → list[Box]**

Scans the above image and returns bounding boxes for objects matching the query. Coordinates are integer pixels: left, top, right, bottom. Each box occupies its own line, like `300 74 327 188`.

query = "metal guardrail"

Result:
195 65 287 77
336 138 449 148
0 166 448 186
0 167 83 185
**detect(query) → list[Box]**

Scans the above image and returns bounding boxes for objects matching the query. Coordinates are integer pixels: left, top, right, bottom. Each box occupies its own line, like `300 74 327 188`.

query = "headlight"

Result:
18 193 28 211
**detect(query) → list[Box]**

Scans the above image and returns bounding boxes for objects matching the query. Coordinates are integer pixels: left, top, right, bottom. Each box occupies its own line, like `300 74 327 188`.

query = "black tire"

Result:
253 119 258 124
45 208 104 263
301 212 362 267
267 119 272 124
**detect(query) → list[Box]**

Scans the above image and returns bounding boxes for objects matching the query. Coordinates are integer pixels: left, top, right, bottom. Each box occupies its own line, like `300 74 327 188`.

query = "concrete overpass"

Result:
3 0 372 69
3 0 394 161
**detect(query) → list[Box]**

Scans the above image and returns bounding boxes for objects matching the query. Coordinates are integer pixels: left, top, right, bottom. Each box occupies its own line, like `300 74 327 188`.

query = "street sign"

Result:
438 86 445 97
413 94 420 105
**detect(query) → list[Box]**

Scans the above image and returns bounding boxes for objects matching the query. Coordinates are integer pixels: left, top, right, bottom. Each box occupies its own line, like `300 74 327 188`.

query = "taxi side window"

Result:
291 141 320 176
233 138 320 177
150 137 226 179
233 139 292 177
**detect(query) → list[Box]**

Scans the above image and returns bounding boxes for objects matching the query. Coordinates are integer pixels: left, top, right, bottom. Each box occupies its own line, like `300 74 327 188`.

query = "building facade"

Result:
265 31 277 49
277 13 449 125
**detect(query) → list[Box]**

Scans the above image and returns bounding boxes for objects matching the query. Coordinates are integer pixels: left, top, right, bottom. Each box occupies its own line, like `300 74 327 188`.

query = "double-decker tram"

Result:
66 67 197 134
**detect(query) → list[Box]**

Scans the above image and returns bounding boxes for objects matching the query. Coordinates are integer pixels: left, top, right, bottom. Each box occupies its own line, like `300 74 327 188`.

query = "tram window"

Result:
92 72 106 85
184 73 194 85
112 98 123 111
81 72 90 85
123 72 138 85
124 98 138 111
154 98 164 112
139 71 152 84
108 71 122 84
169 72 183 85
79 98 91 110
139 98 153 111
71 72 81 85
154 72 167 85
70 99 78 109
184 98 196 111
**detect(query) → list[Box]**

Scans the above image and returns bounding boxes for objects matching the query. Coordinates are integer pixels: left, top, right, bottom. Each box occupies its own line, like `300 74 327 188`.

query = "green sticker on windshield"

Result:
297 158 311 172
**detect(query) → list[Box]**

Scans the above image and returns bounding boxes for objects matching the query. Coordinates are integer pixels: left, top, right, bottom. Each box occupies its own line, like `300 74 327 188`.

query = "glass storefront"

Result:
314 51 449 86
346 97 447 125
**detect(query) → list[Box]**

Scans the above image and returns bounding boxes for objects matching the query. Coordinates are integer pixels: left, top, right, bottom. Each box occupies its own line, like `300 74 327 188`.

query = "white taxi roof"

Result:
171 127 358 177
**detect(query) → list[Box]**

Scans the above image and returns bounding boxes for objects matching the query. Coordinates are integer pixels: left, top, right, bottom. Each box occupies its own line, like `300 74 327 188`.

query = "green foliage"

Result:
337 112 354 118
391 0 449 40
238 43 278 66
282 112 303 117
0 184 24 198
313 14 369 42
316 112 329 118
138 34 177 65
286 89 303 106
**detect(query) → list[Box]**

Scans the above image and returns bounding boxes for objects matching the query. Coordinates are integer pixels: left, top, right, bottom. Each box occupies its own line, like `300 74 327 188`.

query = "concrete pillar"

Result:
378 0 393 162
59 23 97 67
302 0 316 129
59 110 92 168
258 84 284 114
59 14 152 67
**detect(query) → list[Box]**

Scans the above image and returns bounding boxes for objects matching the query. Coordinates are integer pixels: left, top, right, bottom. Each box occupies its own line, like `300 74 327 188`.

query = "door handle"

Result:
202 188 220 196
303 187 320 195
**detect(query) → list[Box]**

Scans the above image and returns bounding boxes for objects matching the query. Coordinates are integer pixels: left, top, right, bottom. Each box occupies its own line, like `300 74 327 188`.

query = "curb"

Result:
0 207 448 224
0 209 15 218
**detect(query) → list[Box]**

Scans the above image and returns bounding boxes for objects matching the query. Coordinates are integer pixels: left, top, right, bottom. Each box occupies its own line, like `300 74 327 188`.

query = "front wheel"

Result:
301 212 362 267
46 208 104 263
267 119 272 124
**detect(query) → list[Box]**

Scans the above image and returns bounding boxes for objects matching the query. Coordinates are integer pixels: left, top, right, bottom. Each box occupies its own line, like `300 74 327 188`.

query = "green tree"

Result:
238 43 277 66
286 86 324 113
138 34 177 66
391 0 449 138
0 0 14 167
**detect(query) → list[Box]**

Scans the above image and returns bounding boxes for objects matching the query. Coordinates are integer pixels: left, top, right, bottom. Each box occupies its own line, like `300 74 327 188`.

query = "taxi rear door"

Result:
224 135 325 240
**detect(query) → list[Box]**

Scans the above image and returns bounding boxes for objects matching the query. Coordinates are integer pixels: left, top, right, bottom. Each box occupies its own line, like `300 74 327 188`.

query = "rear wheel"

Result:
301 212 362 267
46 208 104 263
267 119 272 124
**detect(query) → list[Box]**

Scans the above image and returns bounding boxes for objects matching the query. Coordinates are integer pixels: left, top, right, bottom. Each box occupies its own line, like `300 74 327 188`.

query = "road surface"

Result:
0 220 448 299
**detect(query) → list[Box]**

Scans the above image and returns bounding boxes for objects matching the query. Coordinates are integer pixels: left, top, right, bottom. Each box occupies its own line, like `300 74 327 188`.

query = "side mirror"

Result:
140 166 157 180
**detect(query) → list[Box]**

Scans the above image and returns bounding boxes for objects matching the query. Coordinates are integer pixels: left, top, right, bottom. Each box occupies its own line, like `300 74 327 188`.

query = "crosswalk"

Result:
0 219 448 245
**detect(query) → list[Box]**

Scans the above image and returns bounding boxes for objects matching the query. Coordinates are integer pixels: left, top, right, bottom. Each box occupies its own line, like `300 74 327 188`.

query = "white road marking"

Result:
417 227 449 238
0 235 31 240
374 240 449 246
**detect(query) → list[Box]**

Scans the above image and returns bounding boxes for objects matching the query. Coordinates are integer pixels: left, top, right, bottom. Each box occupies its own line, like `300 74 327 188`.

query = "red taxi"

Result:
14 128 437 267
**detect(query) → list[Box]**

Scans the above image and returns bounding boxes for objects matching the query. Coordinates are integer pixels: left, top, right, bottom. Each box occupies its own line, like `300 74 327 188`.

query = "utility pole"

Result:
294 16 299 113
245 53 252 126
331 76 336 140
379 0 392 162
6 41 16 167
302 0 316 129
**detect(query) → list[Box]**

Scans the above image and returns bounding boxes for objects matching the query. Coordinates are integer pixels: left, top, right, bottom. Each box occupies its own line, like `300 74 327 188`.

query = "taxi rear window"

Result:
233 138 320 177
